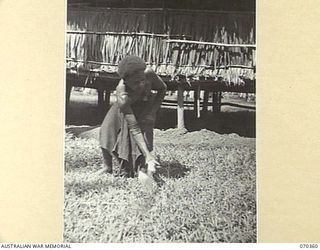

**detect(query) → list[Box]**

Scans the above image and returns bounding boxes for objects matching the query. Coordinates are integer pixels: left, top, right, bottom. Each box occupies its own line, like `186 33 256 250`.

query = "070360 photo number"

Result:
300 244 318 248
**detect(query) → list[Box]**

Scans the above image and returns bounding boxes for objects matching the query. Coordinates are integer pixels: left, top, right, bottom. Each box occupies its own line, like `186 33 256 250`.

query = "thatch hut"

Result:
66 0 256 128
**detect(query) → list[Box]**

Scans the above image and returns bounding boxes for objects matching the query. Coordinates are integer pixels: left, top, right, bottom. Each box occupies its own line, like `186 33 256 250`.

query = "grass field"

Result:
64 127 256 243
64 90 256 242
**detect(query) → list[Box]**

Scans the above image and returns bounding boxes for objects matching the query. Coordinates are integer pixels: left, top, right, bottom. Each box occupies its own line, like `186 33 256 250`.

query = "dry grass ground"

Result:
64 90 256 243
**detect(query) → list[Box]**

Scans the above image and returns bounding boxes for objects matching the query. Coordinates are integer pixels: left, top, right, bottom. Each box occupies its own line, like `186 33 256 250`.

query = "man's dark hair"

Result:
118 55 146 80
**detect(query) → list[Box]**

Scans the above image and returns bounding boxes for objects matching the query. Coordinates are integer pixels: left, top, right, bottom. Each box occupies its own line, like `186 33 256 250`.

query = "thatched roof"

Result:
66 6 256 87
68 0 255 12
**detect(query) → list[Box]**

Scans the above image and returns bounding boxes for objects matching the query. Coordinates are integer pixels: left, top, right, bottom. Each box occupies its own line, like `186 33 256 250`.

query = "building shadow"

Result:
65 94 256 138
155 108 256 138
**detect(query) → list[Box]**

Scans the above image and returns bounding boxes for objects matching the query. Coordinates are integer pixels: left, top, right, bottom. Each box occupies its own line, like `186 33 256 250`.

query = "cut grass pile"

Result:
64 129 256 243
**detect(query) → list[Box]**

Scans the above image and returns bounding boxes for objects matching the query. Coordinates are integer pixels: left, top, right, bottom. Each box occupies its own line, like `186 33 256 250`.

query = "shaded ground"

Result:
65 92 255 138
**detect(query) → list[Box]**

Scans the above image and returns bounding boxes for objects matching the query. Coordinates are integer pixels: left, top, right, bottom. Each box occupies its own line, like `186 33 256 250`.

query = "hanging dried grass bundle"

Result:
66 8 255 86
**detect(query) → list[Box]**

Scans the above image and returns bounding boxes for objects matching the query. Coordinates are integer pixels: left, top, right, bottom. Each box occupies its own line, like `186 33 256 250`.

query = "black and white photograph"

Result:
64 0 256 243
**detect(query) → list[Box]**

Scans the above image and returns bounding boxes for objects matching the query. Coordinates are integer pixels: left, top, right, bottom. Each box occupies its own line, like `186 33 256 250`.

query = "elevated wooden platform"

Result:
66 72 255 128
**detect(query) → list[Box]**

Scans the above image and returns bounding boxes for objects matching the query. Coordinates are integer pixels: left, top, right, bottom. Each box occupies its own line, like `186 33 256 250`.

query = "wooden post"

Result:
177 85 185 129
97 88 105 113
193 88 198 117
203 90 209 113
211 92 216 112
212 92 219 112
104 89 111 110
212 92 222 112
217 92 222 112
193 85 201 118
98 89 104 107
65 83 73 107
